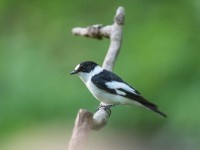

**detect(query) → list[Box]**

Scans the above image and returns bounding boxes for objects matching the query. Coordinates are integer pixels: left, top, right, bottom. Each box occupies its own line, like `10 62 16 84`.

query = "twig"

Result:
68 6 125 150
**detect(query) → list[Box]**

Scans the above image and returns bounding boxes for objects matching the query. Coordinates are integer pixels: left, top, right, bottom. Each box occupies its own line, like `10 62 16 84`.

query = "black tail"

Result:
131 95 167 118
118 89 167 118
140 97 167 118
145 103 167 118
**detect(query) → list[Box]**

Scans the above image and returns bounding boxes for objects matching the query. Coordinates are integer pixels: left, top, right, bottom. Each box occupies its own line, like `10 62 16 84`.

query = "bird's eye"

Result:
79 65 84 71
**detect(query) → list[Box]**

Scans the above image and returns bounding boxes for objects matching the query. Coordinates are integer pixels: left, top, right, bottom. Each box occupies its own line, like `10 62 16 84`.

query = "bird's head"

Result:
70 61 102 82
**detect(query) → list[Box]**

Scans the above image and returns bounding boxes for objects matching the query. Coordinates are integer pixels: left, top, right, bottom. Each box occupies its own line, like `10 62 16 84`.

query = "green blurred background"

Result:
0 0 200 150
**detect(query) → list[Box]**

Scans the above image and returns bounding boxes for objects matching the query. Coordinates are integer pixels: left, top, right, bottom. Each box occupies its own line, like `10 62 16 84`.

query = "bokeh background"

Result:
0 0 200 150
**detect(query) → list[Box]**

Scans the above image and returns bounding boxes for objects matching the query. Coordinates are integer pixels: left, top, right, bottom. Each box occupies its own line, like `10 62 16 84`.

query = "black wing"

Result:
91 69 125 94
91 69 167 118
91 69 140 95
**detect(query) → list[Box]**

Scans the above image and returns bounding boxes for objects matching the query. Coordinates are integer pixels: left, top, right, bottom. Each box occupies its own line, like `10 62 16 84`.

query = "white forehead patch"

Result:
75 64 80 70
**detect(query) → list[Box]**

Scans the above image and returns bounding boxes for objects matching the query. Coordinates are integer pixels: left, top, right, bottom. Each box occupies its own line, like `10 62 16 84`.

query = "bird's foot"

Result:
100 104 118 109
95 103 119 117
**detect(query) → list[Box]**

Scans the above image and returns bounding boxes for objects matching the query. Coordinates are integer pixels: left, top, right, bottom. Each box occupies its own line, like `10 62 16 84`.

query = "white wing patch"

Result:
116 90 126 95
105 81 138 95
75 64 80 70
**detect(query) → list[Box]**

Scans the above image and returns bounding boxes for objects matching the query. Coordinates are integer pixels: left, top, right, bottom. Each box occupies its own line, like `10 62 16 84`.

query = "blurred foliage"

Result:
0 0 200 149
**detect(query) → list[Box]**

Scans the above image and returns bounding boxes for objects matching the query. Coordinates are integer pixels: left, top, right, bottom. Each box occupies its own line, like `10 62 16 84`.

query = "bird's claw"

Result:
95 104 119 117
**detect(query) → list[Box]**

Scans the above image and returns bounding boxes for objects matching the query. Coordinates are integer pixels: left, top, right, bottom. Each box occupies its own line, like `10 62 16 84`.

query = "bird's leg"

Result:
95 103 119 117
98 103 119 109
95 104 111 117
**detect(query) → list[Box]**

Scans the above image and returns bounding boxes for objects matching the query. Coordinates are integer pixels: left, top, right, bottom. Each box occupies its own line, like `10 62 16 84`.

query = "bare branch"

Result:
72 24 111 39
92 6 125 129
92 107 111 130
72 7 124 71
102 6 125 71
68 6 125 150
68 109 93 150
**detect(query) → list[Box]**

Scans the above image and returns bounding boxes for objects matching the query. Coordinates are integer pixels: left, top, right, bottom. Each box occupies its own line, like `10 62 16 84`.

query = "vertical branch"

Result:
68 6 125 150
102 7 125 71
68 109 93 150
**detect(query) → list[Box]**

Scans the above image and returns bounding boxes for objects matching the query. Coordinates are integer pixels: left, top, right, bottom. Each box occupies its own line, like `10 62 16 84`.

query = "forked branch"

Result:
68 6 125 150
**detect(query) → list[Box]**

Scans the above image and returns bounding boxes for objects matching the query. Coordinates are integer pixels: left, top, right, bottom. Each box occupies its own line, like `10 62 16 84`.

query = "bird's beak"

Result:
70 70 78 75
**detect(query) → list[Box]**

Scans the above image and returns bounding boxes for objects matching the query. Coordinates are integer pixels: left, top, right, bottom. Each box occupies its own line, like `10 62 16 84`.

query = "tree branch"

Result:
102 6 124 71
67 109 93 150
68 6 125 150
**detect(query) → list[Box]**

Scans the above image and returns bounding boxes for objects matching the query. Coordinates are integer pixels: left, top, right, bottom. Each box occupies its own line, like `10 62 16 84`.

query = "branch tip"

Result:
92 107 111 130
114 6 125 25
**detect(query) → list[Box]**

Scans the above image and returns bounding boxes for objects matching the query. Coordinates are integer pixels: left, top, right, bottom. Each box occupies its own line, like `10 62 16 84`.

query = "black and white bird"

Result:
70 61 167 118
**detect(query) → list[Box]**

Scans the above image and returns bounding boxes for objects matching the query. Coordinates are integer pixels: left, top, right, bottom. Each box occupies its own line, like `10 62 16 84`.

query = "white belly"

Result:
86 80 133 105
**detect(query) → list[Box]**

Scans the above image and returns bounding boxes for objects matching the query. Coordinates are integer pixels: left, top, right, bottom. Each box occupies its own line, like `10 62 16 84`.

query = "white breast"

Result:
78 66 103 83
86 80 116 104
86 80 135 105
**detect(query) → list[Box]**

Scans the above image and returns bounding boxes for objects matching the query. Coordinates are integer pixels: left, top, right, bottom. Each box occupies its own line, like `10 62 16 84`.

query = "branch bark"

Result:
68 6 125 150
67 109 93 150
102 7 124 71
